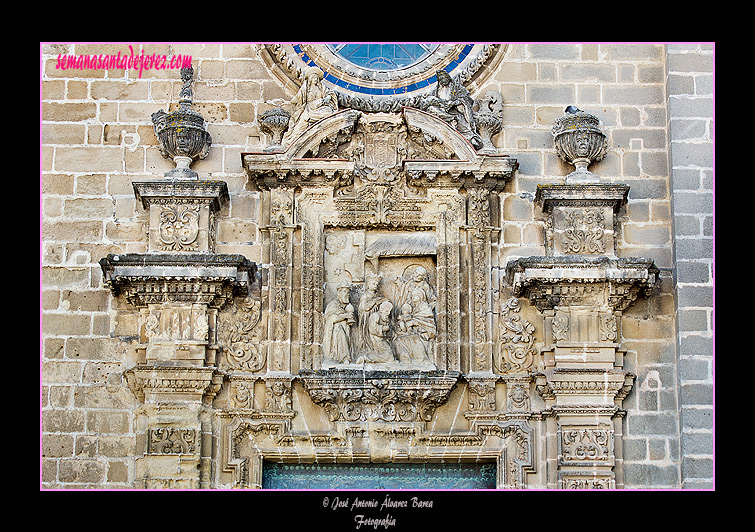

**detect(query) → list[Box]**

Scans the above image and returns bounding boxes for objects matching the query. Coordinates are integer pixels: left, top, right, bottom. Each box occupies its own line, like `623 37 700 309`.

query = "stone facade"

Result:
40 43 714 489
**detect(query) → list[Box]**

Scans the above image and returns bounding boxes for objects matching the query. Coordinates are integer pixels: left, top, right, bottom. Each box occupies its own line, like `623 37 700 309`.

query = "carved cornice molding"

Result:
505 256 659 311
99 253 256 308
125 365 223 403
535 183 629 214
300 369 461 423
133 180 229 212
535 370 634 398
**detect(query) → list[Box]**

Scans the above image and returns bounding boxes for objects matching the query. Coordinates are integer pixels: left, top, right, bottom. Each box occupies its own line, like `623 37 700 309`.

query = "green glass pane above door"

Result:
262 461 496 489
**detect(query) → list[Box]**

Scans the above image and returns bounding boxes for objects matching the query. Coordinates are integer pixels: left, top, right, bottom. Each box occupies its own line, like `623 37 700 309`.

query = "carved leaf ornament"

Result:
158 204 200 251
496 298 536 373
219 297 265 372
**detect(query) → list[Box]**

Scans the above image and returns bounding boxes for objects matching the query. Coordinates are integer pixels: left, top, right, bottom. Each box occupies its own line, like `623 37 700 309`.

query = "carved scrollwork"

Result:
158 204 200 251
219 296 265 372
147 428 198 455
559 426 613 464
495 298 536 374
563 208 605 254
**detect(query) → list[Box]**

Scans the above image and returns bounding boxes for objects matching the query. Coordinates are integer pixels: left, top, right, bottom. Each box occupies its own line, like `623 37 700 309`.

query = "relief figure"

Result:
286 66 339 143
419 70 483 150
356 300 395 364
355 275 389 360
322 283 355 365
322 266 438 370
393 290 436 366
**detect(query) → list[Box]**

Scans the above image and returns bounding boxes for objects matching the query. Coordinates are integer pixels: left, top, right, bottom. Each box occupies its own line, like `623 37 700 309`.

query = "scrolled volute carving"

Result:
495 297 536 374
218 296 265 372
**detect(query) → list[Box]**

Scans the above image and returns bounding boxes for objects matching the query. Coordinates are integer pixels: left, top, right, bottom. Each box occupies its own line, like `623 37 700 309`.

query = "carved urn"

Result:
474 90 503 155
552 108 607 183
259 107 291 152
151 66 212 179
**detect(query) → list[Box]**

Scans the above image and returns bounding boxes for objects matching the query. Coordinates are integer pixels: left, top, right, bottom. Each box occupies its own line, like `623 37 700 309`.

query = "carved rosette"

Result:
300 370 460 423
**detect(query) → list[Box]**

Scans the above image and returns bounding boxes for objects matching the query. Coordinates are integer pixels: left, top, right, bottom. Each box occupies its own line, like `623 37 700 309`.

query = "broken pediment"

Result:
244 106 517 192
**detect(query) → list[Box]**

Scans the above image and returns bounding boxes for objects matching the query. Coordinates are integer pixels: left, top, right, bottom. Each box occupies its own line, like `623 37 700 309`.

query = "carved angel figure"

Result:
420 69 483 150
286 66 339 143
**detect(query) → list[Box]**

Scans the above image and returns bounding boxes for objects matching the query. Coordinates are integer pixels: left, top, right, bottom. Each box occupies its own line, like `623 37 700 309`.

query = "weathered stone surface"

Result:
40 43 713 491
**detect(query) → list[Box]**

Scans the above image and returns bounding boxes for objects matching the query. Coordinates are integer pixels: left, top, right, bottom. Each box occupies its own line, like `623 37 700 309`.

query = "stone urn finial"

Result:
474 90 503 155
151 66 212 179
552 106 607 183
259 106 291 152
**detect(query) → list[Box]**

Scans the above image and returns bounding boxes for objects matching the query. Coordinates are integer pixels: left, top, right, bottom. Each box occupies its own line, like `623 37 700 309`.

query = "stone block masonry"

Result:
41 43 714 490
666 43 714 490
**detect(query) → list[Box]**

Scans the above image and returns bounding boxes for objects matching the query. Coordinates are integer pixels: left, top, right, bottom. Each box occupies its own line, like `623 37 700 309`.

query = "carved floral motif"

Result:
158 204 200 251
495 297 536 373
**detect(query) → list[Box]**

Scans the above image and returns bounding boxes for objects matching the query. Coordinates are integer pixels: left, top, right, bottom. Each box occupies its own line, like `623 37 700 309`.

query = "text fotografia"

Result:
324 494 433 530
55 45 192 78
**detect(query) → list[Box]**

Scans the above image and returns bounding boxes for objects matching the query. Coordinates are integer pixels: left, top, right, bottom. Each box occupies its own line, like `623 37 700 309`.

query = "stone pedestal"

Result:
101 180 256 489
506 176 657 488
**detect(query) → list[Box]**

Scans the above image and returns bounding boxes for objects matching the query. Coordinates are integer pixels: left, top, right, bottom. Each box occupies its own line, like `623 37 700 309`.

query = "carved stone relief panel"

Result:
218 296 265 373
322 227 438 370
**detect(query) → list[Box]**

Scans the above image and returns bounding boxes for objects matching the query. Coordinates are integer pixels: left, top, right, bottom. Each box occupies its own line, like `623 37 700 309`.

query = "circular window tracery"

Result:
261 44 505 111
326 44 440 71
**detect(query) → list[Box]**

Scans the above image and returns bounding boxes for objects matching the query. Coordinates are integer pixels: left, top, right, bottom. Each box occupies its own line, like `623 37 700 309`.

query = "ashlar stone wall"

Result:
41 43 714 489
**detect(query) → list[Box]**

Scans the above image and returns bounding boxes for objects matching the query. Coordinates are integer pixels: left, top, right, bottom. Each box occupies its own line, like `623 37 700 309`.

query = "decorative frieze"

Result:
300 370 460 423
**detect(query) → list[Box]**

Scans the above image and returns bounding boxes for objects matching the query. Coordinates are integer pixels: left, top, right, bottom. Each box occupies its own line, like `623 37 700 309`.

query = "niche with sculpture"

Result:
322 228 438 370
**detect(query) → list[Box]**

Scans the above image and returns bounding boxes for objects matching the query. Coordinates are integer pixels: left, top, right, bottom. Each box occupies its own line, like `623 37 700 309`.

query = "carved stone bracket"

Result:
506 256 658 312
300 369 461 423
100 253 256 309
125 365 223 403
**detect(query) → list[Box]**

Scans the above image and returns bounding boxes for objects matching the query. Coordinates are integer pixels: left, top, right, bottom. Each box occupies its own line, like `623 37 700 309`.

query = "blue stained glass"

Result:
328 44 439 71
262 461 496 489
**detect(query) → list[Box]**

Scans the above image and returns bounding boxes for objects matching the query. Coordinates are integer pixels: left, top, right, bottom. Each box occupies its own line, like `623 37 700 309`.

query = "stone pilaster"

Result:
505 109 658 489
98 66 258 488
